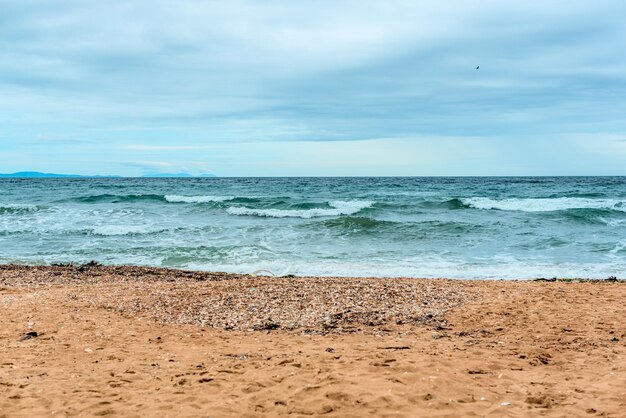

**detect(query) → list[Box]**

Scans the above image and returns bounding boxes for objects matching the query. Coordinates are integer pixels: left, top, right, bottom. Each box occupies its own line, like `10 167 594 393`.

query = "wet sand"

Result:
1 265 625 417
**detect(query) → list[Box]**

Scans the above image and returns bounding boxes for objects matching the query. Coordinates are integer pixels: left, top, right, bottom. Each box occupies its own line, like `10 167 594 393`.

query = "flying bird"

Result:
476 66 480 70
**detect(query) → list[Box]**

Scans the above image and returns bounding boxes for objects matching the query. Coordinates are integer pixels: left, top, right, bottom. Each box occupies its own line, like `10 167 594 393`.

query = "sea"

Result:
1 177 624 279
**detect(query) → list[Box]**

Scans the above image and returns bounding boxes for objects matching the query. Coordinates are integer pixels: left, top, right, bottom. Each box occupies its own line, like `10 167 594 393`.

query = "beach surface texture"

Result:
1 265 624 417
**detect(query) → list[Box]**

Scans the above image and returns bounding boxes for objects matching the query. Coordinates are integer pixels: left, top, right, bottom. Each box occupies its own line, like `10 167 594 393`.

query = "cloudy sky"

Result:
1 1 625 176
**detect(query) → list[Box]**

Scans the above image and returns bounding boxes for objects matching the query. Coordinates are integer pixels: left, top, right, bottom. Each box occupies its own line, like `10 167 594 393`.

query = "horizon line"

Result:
2 172 626 179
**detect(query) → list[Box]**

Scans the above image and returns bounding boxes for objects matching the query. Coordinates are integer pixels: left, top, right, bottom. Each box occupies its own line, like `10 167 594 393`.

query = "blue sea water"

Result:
0 177 624 279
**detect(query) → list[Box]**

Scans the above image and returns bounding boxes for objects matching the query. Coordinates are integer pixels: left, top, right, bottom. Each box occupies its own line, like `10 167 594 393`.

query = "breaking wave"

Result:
165 195 235 203
227 200 374 218
66 194 239 204
461 197 626 212
0 204 41 214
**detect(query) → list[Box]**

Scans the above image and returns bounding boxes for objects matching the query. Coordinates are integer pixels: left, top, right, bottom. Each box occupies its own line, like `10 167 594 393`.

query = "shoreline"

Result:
2 264 625 416
1 262 622 282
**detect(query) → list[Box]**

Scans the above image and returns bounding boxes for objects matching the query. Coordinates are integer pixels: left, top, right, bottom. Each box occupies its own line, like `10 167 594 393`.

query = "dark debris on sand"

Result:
0 264 477 333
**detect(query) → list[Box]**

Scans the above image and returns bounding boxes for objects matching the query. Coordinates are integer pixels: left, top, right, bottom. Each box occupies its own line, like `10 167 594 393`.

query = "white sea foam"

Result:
165 195 235 203
181 258 625 280
91 225 165 236
462 197 626 212
227 200 374 218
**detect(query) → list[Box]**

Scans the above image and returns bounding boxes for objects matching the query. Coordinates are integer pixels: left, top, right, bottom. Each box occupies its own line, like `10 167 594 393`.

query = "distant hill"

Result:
0 171 91 178
0 171 215 178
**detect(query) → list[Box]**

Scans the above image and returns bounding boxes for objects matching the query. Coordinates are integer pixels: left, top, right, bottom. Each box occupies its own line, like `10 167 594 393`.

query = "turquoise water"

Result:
1 177 624 278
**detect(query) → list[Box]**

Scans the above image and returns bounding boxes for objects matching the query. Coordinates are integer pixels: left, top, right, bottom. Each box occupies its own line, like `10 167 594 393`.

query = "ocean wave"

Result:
559 209 623 225
418 198 469 210
599 217 626 227
318 217 478 237
71 194 165 203
418 220 481 234
461 197 626 212
227 200 374 218
441 198 470 210
165 195 235 203
90 225 167 236
321 216 395 230
0 203 41 214
608 241 626 256
69 193 239 204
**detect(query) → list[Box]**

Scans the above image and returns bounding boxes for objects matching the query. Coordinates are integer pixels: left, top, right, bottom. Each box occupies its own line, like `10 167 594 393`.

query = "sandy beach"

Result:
1 265 624 417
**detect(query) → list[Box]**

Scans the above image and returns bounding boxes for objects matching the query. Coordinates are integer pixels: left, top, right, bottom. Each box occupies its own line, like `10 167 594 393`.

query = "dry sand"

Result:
1 265 625 417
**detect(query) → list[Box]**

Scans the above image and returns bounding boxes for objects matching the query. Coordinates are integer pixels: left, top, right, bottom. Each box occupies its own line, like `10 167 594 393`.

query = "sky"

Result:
1 0 626 176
